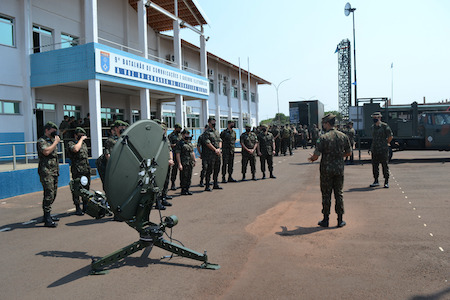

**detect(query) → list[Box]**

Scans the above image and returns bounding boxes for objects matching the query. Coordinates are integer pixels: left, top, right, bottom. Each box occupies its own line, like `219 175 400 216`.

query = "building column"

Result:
200 31 208 127
214 62 220 131
238 60 243 133
255 83 260 125
175 95 184 127
227 68 232 120
22 0 34 150
172 1 184 127
137 0 150 120
88 79 102 158
84 0 98 43
140 89 150 120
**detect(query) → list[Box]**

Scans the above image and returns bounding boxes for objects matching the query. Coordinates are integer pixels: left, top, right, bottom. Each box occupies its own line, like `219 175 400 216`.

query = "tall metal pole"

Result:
273 78 290 124
352 10 357 107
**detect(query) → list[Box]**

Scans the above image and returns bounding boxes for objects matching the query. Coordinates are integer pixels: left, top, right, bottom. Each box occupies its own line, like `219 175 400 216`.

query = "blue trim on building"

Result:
0 132 25 161
0 164 71 200
30 42 208 99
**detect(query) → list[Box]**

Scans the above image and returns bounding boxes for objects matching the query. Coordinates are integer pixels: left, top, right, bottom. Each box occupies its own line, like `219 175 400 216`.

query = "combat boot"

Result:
161 198 172 206
241 174 246 181
170 182 177 190
222 176 227 184
75 204 84 216
199 180 204 187
213 182 223 190
204 182 212 191
337 214 346 227
262 172 266 179
270 172 276 179
228 176 237 182
252 174 257 181
318 215 329 228
384 179 389 188
370 179 379 187
43 211 57 228
82 199 88 213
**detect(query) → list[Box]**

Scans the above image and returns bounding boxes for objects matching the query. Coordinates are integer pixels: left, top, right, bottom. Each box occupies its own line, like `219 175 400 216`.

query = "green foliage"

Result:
260 113 290 126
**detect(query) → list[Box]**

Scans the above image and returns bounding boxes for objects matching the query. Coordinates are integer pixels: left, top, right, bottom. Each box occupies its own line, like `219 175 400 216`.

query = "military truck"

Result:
350 98 450 151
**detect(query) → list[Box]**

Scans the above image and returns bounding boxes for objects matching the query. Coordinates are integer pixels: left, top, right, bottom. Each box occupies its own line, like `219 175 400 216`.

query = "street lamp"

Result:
345 3 357 106
273 78 291 122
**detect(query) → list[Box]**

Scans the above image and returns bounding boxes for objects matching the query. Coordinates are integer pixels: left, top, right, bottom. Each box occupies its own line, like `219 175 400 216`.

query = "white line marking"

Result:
418 215 421 219
405 196 408 199
193 173 198 176
22 220 37 225
0 227 11 232
424 224 427 227
1 202 6 205
413 207 416 210
439 247 444 252
430 233 434 237
408 202 411 204
402 191 405 194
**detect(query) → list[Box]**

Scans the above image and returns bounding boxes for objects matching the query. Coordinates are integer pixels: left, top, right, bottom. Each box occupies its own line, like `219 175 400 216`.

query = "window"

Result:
0 15 14 47
61 33 79 49
231 87 238 98
36 103 55 110
132 110 140 123
209 79 214 94
163 112 176 128
220 117 228 129
218 82 221 95
186 114 199 128
223 83 228 96
242 90 248 101
63 104 81 120
33 25 53 53
232 117 239 129
0 100 20 114
251 92 256 102
101 107 124 126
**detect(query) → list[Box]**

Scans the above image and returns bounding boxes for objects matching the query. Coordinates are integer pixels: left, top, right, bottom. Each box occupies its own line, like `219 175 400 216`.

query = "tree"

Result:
259 113 290 126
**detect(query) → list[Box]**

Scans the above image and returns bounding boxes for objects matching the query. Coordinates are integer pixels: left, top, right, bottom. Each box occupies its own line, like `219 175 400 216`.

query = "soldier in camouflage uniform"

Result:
197 125 208 187
156 119 174 210
168 123 182 190
344 121 356 164
280 124 291 156
271 125 281 156
240 124 259 181
257 124 276 179
37 122 61 228
310 124 320 149
68 127 91 215
369 112 393 188
309 113 351 228
175 129 196 195
220 120 237 183
96 120 129 190
203 117 223 191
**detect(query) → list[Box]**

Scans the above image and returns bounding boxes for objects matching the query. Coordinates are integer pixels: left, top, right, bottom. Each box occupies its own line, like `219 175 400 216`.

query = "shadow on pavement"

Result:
390 157 450 164
0 212 73 232
345 186 377 192
65 217 113 227
276 225 332 236
289 162 314 166
409 286 450 300
40 248 204 287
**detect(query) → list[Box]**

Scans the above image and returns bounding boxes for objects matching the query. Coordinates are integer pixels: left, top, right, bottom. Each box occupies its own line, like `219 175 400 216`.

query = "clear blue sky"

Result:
181 0 450 120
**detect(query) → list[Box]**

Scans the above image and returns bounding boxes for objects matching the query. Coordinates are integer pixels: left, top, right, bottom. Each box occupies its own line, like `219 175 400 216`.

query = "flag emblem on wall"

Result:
101 51 110 72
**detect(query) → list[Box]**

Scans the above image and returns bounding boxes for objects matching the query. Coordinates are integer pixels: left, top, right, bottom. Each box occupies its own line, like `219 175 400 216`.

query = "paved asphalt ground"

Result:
0 149 449 300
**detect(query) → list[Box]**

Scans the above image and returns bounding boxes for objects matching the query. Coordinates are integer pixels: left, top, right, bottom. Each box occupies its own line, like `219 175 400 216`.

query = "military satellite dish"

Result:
345 2 352 16
105 119 169 220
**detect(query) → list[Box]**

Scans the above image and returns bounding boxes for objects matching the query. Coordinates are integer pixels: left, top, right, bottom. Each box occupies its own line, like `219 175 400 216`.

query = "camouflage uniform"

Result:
258 130 275 176
310 126 320 148
345 126 356 163
203 127 222 187
220 128 236 180
314 128 351 217
168 130 182 187
371 122 393 181
37 136 59 214
280 126 291 155
240 130 258 177
271 126 281 156
68 137 91 207
96 135 118 189
174 139 195 192
197 132 207 185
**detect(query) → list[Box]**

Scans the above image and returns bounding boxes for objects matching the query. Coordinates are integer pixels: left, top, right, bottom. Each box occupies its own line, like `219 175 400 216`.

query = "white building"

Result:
0 0 270 159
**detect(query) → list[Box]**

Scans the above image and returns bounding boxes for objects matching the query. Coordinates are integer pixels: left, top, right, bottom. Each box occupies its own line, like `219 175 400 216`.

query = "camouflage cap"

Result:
74 127 86 135
371 112 382 117
114 120 129 127
322 113 336 123
227 120 235 124
347 121 354 125
174 123 182 129
208 116 216 122
44 121 58 130
245 123 251 128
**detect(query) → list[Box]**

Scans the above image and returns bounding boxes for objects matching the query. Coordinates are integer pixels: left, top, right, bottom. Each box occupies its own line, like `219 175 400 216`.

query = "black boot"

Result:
199 180 204 187
213 182 223 189
337 215 346 227
222 176 227 183
241 174 246 181
270 172 276 179
228 176 237 182
370 179 379 187
43 211 57 228
170 182 177 190
262 172 266 179
75 204 84 216
161 198 172 206
252 174 257 181
384 179 389 188
318 215 329 228
204 183 212 191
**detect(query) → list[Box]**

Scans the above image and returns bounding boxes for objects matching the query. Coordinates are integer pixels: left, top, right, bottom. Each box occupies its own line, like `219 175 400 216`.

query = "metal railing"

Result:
0 141 66 171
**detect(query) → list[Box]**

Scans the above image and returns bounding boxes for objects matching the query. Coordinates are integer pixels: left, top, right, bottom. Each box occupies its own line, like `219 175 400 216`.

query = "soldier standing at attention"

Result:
369 112 393 188
310 124 320 149
308 113 351 228
203 117 223 191
37 122 61 228
156 120 174 209
168 123 182 190
240 124 259 181
68 127 91 215
280 124 290 156
271 125 281 156
220 120 237 183
257 124 276 179
197 125 208 187
344 121 356 164
175 129 196 195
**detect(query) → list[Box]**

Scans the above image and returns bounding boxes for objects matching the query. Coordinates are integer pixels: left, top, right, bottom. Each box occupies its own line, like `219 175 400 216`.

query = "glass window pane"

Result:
0 16 14 46
3 102 19 114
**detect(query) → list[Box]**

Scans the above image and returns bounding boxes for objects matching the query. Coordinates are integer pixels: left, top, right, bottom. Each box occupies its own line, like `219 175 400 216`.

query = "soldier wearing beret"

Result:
257 124 276 179
369 112 393 188
240 123 258 181
175 129 196 195
37 121 61 227
220 120 237 183
308 113 351 228
68 127 91 215
168 123 183 190
202 117 223 191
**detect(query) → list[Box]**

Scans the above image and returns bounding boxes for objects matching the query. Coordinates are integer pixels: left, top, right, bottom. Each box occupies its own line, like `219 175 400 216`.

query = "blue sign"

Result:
101 51 110 72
